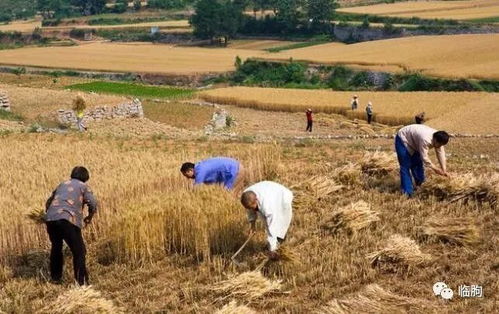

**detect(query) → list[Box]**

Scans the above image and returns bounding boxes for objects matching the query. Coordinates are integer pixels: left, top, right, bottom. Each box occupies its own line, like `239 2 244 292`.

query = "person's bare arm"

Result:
435 146 447 174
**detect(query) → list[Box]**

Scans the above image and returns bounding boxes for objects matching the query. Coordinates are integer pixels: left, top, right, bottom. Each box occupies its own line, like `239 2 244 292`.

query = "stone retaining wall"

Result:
0 90 11 112
57 99 143 125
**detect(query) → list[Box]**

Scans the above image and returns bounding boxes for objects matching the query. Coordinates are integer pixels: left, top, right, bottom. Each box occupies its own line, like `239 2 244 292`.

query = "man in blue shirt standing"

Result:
180 157 245 191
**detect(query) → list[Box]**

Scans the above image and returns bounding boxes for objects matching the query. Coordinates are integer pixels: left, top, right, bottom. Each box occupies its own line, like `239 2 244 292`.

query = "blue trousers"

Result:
395 135 425 195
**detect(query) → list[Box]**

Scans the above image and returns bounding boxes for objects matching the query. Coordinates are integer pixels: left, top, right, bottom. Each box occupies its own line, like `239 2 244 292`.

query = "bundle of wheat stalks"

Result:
215 300 256 314
213 271 281 301
40 286 123 314
27 208 46 225
302 175 344 197
419 216 480 246
322 201 379 234
367 234 431 268
360 151 397 177
276 246 298 263
419 173 498 207
321 284 432 314
72 94 87 112
334 163 362 187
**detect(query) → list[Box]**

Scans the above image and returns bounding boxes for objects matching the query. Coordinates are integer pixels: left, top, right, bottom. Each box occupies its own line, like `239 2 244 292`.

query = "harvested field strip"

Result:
200 86 492 130
337 0 499 19
44 20 190 30
269 34 499 80
0 20 42 33
67 81 194 99
0 42 265 75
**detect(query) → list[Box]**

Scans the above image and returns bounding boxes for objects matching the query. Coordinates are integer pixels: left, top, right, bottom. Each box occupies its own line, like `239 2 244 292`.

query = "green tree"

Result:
274 0 303 34
71 0 106 15
190 0 244 44
307 0 336 34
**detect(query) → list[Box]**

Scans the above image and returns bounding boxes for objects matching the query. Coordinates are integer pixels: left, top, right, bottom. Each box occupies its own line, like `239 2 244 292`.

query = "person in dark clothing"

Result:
415 112 426 124
351 95 359 111
366 102 373 124
45 166 97 285
305 109 313 132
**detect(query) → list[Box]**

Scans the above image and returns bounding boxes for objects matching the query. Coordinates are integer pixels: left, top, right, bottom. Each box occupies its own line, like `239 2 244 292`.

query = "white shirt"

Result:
244 181 293 251
397 124 445 168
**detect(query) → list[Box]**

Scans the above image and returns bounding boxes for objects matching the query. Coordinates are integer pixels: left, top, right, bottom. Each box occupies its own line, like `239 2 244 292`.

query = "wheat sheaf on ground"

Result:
418 173 499 207
360 151 397 177
419 216 480 246
322 201 379 234
40 286 123 314
321 283 433 314
213 271 282 302
367 234 431 270
215 300 256 314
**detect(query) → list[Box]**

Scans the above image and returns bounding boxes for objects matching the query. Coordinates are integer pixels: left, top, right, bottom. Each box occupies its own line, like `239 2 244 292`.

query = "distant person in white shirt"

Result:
395 124 450 196
240 181 293 260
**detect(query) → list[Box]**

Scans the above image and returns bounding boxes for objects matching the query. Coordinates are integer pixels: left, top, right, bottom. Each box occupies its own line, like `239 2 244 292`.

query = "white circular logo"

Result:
433 282 447 296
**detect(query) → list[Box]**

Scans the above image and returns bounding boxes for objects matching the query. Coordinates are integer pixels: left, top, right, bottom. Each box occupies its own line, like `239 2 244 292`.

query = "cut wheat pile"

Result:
40 286 123 314
360 151 397 177
215 300 256 314
419 216 480 246
321 284 433 314
213 271 281 301
419 173 499 207
322 201 379 234
368 234 431 269
334 163 363 187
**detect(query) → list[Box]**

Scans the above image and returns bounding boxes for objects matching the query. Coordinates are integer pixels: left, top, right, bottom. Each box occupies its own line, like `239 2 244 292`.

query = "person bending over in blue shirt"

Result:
180 157 245 191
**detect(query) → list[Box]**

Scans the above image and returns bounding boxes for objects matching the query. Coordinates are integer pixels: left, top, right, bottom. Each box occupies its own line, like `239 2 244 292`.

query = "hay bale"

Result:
322 201 379 234
334 163 362 187
27 208 46 224
321 284 433 314
360 152 397 177
40 286 123 314
367 234 431 271
215 300 256 314
419 216 479 246
213 271 281 301
419 173 498 207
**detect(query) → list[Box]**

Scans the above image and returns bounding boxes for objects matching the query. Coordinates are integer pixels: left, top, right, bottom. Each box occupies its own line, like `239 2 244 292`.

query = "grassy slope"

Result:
67 81 194 99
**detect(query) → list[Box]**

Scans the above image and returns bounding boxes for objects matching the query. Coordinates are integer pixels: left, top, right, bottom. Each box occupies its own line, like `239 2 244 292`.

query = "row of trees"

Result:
190 0 338 42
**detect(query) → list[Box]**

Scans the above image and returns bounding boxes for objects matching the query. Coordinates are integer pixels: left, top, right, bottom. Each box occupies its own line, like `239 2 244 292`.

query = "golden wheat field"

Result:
338 0 499 20
44 19 190 31
200 86 499 133
269 34 499 80
0 20 42 33
0 42 265 75
0 132 497 313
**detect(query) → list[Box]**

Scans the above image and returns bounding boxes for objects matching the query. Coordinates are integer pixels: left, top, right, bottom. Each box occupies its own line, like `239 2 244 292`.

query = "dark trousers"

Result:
367 114 373 124
46 219 88 285
306 121 313 132
395 135 425 196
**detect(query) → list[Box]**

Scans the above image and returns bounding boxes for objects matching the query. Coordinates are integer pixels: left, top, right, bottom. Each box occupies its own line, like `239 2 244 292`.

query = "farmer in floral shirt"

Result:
45 166 97 285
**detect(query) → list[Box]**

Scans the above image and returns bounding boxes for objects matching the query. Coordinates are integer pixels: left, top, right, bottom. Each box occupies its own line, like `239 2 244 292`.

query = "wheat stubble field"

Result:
338 0 499 20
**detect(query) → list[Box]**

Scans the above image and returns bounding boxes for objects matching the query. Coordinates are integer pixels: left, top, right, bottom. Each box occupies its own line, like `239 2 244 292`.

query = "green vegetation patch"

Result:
0 109 23 121
66 81 194 99
266 41 328 53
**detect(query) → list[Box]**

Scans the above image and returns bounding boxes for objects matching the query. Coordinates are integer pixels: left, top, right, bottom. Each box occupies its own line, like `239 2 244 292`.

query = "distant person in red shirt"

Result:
305 109 313 132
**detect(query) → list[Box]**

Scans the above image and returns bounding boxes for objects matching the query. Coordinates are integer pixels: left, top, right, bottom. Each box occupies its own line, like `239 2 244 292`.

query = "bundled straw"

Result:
276 246 298 263
334 163 362 187
419 216 480 246
367 234 431 270
302 175 344 198
321 284 433 314
213 271 281 301
215 300 256 314
72 94 87 112
419 173 498 207
27 208 46 224
360 151 397 177
40 286 123 314
322 201 379 234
